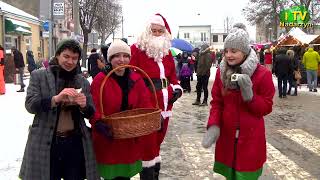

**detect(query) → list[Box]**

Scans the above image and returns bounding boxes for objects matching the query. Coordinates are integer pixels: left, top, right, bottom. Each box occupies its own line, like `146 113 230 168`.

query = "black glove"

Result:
169 89 182 104
102 63 112 75
0 59 4 65
94 120 113 139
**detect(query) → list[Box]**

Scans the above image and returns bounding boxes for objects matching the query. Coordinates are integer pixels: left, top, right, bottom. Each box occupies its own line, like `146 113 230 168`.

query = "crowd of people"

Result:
254 44 320 98
0 11 316 180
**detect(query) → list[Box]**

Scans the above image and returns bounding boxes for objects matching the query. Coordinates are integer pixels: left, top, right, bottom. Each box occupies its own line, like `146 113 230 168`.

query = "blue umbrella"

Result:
171 38 194 52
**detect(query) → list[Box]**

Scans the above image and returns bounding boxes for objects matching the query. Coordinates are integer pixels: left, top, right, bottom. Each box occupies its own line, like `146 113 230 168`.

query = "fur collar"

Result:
219 49 259 89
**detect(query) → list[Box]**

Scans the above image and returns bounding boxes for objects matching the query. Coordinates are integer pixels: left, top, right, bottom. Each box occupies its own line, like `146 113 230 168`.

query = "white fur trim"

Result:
171 84 183 91
157 61 166 79
161 110 172 118
142 156 161 167
162 88 168 111
149 15 165 26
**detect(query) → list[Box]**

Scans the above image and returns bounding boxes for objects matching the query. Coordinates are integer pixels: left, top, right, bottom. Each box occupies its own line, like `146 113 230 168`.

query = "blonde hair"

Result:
286 49 295 60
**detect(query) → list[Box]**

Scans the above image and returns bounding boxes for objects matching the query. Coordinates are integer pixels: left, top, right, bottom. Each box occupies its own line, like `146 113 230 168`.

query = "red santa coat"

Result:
130 44 182 167
90 71 153 164
208 64 275 172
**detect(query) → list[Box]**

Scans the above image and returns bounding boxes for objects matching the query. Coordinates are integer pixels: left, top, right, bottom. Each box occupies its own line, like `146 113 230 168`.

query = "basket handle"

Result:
99 65 159 119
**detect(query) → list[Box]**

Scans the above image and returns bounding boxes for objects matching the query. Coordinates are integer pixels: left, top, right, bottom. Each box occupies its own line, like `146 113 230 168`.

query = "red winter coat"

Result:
130 44 182 166
90 71 153 165
207 64 275 172
264 52 273 65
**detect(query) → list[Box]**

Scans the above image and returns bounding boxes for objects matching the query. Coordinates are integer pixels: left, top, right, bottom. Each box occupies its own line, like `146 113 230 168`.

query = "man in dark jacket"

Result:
273 48 292 98
87 48 102 79
19 39 99 180
192 44 212 106
11 47 25 92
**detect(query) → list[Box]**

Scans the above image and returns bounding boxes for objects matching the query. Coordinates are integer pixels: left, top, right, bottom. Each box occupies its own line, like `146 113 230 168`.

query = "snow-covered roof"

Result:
0 1 39 22
278 27 319 45
287 27 306 36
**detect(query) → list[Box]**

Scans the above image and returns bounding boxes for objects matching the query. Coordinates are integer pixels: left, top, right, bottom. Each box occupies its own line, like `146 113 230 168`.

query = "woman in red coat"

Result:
90 40 153 179
130 14 183 179
202 23 275 180
264 48 273 72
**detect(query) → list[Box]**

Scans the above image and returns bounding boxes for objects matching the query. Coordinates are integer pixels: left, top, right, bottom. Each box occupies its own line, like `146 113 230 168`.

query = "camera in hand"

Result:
231 74 241 82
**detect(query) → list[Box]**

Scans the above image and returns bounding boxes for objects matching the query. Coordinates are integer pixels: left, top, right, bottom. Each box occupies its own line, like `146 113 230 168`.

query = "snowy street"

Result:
1 67 320 179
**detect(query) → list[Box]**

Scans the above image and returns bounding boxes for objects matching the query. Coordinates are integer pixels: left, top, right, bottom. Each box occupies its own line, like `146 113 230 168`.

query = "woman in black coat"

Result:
287 49 299 96
26 50 37 73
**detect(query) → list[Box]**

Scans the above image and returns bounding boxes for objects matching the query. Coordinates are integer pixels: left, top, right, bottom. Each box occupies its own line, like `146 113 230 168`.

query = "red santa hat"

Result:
149 13 171 34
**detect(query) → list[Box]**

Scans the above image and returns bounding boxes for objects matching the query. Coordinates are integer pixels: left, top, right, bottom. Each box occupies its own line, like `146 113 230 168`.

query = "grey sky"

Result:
119 0 256 41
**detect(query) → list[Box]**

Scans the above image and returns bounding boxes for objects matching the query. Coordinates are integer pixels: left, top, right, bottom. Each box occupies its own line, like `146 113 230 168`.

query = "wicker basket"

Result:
99 65 161 139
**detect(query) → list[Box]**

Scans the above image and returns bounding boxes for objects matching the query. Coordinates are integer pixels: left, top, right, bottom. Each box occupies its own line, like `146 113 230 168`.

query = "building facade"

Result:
178 25 227 49
211 31 228 50
2 0 39 17
0 1 40 62
178 25 211 48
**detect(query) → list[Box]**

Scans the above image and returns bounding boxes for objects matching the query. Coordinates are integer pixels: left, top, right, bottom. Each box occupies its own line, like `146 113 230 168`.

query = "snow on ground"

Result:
0 66 318 179
0 79 33 180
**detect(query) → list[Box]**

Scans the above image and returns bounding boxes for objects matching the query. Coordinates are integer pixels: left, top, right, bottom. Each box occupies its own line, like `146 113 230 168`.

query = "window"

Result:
223 35 228 41
4 36 12 50
25 37 32 51
212 35 218 42
201 32 206 41
184 33 190 39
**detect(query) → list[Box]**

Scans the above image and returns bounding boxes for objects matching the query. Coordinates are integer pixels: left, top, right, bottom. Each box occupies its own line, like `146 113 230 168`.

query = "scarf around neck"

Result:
219 49 259 89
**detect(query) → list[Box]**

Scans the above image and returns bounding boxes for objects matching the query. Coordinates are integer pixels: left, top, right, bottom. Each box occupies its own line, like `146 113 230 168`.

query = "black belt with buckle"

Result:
144 78 169 91
56 129 80 138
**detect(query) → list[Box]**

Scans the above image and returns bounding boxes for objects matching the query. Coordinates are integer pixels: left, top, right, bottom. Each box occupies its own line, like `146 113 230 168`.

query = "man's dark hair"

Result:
100 44 110 61
91 48 97 53
55 39 82 59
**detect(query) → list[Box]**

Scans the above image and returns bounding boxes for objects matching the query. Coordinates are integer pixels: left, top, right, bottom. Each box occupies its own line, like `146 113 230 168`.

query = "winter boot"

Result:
17 88 25 92
192 100 200 105
287 88 291 95
292 87 297 96
154 163 161 180
199 100 208 106
140 166 155 180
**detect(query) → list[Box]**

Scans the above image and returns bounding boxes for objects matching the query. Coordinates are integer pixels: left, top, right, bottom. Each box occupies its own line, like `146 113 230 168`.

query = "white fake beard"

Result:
145 36 171 62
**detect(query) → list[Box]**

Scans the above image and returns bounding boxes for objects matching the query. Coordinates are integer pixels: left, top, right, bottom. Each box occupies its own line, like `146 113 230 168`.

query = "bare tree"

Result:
224 16 234 33
243 0 320 36
79 0 100 66
95 0 122 45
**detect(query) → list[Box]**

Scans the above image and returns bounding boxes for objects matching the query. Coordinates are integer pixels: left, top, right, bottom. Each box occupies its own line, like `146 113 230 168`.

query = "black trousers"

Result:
180 76 191 92
277 74 288 97
50 133 86 180
196 75 209 102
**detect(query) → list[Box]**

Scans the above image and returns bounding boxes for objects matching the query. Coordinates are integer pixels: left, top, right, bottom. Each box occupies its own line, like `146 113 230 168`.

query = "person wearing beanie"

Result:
192 43 213 106
20 38 99 180
201 23 275 180
130 13 183 179
90 39 154 180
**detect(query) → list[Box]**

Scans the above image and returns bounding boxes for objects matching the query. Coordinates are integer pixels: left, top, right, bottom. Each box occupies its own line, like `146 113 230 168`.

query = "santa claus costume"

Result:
130 14 183 179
